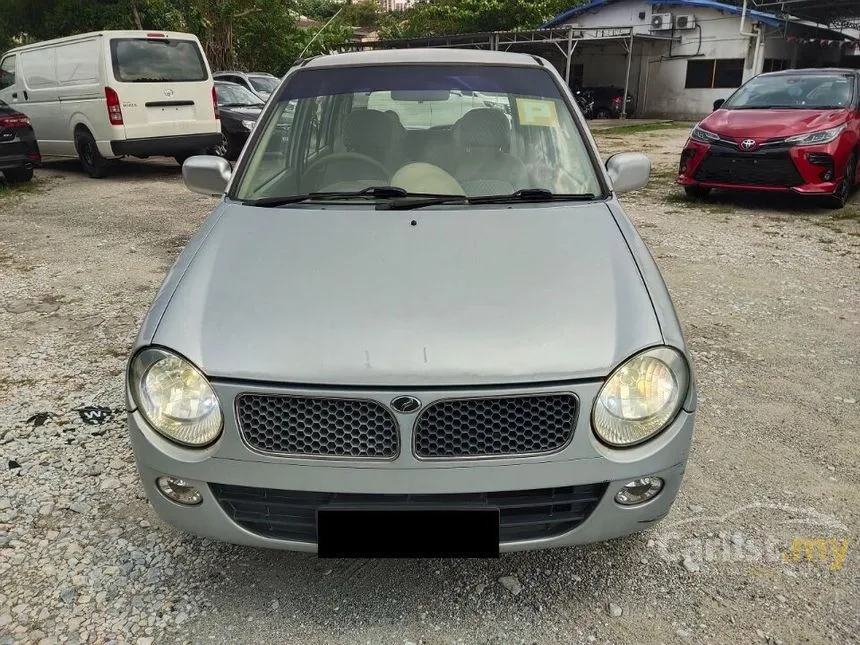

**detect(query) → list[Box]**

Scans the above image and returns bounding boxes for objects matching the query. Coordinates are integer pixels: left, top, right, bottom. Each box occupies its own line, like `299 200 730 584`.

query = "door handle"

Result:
23 90 28 101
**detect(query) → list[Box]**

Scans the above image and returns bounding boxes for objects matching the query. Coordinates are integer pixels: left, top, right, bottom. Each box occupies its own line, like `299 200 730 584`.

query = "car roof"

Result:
300 48 543 70
214 71 276 77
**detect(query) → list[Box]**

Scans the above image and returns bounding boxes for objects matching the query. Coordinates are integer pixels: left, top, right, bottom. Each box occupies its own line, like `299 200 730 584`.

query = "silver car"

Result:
127 49 697 557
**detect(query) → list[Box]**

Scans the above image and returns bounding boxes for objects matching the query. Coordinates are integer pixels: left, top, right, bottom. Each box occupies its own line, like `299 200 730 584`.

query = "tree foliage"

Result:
0 0 581 75
389 0 576 38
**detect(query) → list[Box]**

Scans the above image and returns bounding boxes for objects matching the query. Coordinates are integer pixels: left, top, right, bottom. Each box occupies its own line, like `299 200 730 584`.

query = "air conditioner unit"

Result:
675 14 696 29
650 13 674 31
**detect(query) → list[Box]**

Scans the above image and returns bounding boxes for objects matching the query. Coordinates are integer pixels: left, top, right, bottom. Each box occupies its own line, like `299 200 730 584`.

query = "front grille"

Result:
210 482 608 543
235 394 399 458
694 150 803 186
414 394 577 458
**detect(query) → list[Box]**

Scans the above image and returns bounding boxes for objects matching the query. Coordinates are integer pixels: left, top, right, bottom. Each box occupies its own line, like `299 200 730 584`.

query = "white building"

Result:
541 0 859 118
379 0 416 11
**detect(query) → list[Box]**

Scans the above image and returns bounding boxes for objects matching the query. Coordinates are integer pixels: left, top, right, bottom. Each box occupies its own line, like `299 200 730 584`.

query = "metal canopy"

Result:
749 0 860 30
335 27 670 119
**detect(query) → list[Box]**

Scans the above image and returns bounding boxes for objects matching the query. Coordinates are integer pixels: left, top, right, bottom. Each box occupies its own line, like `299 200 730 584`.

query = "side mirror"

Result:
182 155 232 196
605 152 650 194
713 98 725 111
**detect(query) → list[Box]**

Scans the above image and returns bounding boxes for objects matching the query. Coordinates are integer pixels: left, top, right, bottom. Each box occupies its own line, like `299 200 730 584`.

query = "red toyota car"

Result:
678 68 860 208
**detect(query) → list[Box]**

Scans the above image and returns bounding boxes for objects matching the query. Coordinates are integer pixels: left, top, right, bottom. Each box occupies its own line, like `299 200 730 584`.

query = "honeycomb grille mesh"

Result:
236 394 399 458
414 394 577 458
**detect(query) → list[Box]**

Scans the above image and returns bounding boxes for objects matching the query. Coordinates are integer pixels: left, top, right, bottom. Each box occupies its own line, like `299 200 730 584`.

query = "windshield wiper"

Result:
379 188 595 211
469 188 596 204
244 186 434 207
245 187 596 210
377 195 470 210
221 102 263 108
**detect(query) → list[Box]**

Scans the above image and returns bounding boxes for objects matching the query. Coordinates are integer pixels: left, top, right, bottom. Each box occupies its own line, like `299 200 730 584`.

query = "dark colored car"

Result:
579 86 635 119
0 99 40 183
678 68 860 208
211 81 265 160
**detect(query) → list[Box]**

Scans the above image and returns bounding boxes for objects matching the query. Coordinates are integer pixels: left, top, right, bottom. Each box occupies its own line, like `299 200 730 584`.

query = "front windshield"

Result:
723 73 855 109
215 82 264 107
249 75 278 94
233 64 601 201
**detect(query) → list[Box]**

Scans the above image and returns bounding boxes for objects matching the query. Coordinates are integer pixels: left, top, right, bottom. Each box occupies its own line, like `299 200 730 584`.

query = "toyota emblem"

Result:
740 138 757 151
390 396 422 414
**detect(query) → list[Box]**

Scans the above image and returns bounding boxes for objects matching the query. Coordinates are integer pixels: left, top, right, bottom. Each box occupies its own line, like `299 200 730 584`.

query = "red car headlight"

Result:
785 125 845 146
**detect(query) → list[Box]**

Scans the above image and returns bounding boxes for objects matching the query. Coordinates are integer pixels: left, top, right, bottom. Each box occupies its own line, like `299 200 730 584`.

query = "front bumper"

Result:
677 137 850 195
128 379 695 553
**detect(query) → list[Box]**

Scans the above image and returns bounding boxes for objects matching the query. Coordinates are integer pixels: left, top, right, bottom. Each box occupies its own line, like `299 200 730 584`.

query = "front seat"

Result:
342 108 397 170
451 108 530 195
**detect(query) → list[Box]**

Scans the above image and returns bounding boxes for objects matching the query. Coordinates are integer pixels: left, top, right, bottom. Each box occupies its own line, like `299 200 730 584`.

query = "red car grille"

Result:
694 150 804 187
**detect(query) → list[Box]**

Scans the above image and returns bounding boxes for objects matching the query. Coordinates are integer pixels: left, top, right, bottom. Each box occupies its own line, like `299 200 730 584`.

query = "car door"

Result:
18 46 66 154
107 34 218 140
0 54 20 108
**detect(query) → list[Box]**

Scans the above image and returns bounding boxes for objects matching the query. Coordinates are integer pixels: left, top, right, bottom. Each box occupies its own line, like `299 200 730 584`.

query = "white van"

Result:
0 30 221 177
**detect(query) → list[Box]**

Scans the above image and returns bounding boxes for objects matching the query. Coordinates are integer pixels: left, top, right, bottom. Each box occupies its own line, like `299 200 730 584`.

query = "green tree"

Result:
394 0 576 37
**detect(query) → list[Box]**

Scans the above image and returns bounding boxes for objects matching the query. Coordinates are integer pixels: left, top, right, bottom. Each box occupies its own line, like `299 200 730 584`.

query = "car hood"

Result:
702 108 848 139
218 105 263 120
150 202 662 386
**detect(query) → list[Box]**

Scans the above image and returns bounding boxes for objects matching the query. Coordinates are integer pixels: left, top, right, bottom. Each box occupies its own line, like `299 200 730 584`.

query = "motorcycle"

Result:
574 89 595 120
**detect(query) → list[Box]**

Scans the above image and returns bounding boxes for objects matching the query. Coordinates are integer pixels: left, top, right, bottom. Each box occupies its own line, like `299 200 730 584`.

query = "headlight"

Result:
592 347 689 447
689 126 720 143
241 119 256 131
785 125 845 146
129 348 223 446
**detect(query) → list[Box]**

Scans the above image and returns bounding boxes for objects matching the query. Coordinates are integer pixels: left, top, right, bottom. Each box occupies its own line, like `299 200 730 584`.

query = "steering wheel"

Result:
302 152 389 192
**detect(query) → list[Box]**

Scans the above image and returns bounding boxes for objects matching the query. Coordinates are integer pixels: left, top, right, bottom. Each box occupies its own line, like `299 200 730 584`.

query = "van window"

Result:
109 38 207 83
21 49 59 89
0 56 17 90
367 89 509 129
56 40 100 86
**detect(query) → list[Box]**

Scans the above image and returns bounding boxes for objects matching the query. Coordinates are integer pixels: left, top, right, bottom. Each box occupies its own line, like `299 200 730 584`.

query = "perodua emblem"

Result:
164 88 174 98
390 396 422 414
740 138 757 151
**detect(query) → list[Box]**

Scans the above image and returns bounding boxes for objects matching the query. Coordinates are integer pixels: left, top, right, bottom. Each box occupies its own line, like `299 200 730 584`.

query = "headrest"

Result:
454 108 511 150
343 109 395 152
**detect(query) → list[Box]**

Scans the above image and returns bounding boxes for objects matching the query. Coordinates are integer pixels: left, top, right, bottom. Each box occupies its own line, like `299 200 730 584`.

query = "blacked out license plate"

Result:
316 507 500 558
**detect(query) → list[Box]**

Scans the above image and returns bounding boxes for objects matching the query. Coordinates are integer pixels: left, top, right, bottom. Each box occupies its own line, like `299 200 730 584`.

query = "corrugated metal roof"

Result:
544 0 791 28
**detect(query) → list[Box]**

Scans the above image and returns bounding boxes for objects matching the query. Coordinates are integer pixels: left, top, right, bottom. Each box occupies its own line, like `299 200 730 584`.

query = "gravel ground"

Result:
1 127 858 645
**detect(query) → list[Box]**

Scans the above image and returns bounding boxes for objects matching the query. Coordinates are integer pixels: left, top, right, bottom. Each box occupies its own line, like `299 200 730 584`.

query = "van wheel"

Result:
75 130 109 178
3 167 34 184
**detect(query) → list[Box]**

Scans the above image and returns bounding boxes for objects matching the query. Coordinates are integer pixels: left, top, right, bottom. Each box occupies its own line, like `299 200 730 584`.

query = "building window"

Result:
763 58 789 72
685 59 745 89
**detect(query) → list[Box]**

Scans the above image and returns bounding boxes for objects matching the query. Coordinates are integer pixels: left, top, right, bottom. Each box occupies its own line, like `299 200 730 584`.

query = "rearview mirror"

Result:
182 155 232 196
713 98 725 110
605 152 650 194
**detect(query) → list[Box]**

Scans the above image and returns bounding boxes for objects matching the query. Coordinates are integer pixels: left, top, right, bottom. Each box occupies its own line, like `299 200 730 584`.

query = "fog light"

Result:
156 476 203 505
614 477 664 506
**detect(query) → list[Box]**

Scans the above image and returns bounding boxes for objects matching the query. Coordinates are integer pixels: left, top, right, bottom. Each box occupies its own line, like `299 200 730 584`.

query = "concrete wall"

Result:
560 1 775 119
548 0 849 119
